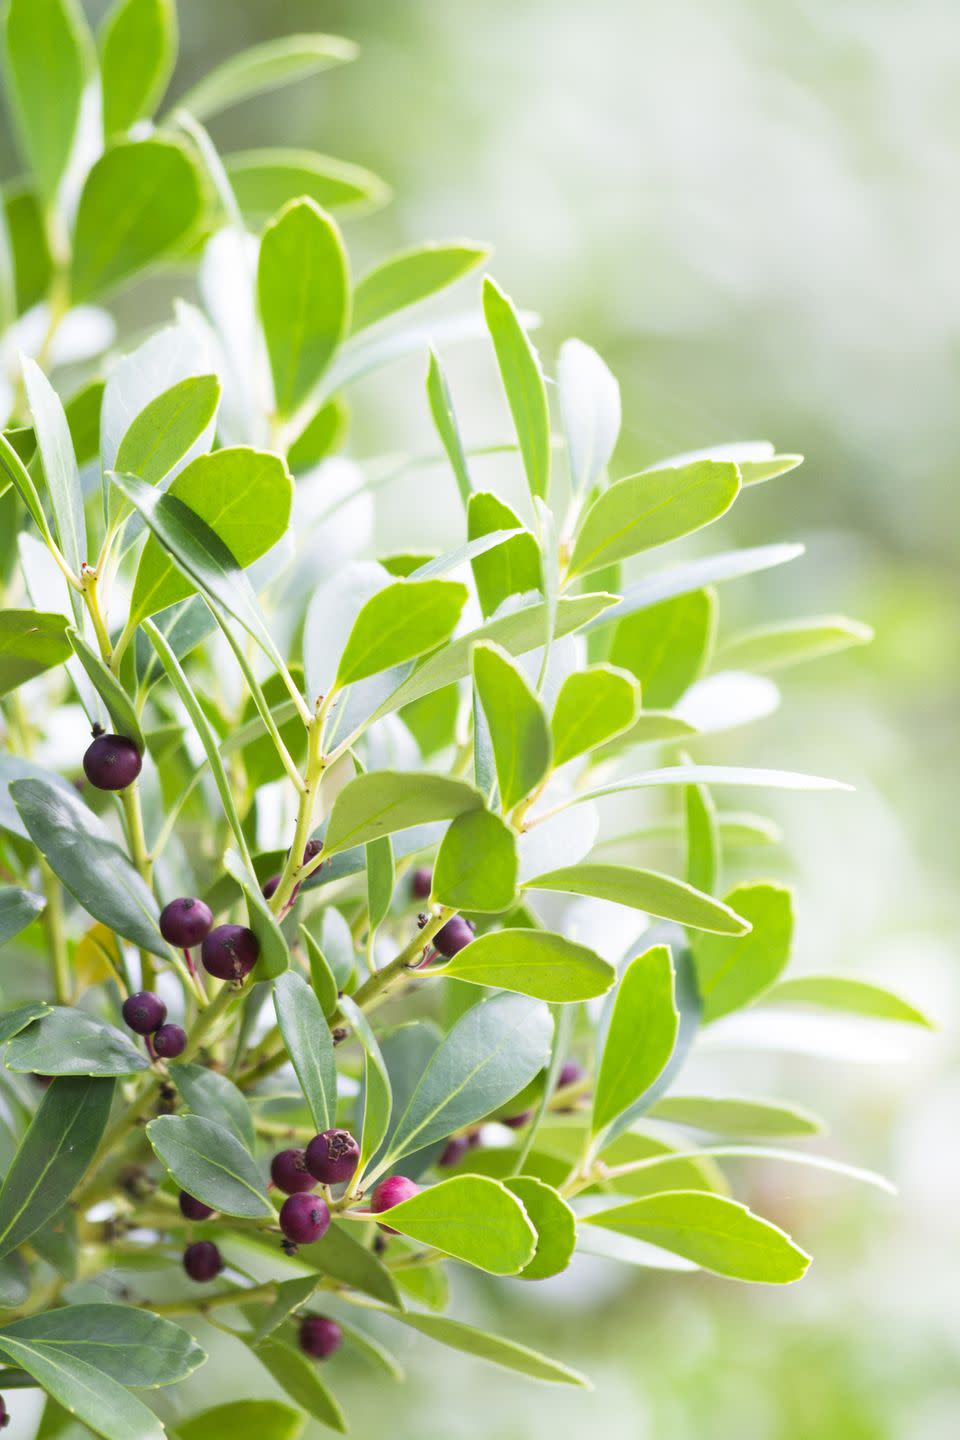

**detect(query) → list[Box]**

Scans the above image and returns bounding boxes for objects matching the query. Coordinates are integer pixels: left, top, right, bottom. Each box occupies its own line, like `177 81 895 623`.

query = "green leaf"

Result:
0 611 72 696
67 630 144 751
287 398 348 473
367 834 394 930
473 642 551 809
0 1076 114 1260
172 1063 255 1150
381 993 552 1167
226 148 389 219
593 543 805 630
3 183 51 313
273 971 337 1132
557 338 620 493
352 242 490 333
10 778 166 956
3 0 90 201
582 1190 810 1283
684 776 718 897
298 926 339 1018
255 1340 346 1433
648 441 802 487
335 578 467 687
176 33 357 120
566 764 852 809
146 1114 273 1219
0 1333 164 1440
386 1311 590 1387
649 1095 824 1137
373 1173 536 1275
0 1250 29 1308
505 1176 577 1280
339 996 392 1176
322 771 483 857
258 198 349 418
5 1007 148 1077
223 850 290 980
0 887 44 944
0 1001 50 1044
570 461 741 579
609 588 716 709
426 349 472 505
0 427 53 541
335 1319 404 1380
0 1303 205 1386
763 975 934 1027
524 864 750 936
72 138 203 300
177 1400 304 1440
22 359 84 596
100 0 177 134
408 530 527 582
130 447 292 626
482 277 550 501
550 665 641 766
432 809 518 913
432 929 614 1003
113 374 220 497
375 1022 442 1174
717 615 874 672
692 882 793 1021
299 1220 403 1310
467 491 541 617
592 945 679 1136
247 1275 319 1346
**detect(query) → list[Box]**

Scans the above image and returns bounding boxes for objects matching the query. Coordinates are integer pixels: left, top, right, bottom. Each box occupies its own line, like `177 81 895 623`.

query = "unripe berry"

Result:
434 915 474 958
153 1023 186 1058
82 733 142 791
280 1192 330 1245
299 1315 342 1360
371 1174 418 1233
183 1240 222 1282
121 990 166 1035
179 1191 214 1221
201 924 260 981
270 1149 316 1194
159 897 213 948
305 1129 360 1186
411 866 432 900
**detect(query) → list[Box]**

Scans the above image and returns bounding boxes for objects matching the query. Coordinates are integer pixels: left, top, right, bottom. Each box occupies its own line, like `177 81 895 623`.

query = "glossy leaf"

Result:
352 242 489 332
592 945 679 1136
387 1311 589 1387
299 926 339 1018
172 1063 255 1150
648 440 802 487
717 615 873 672
5 1007 149 1077
247 1275 319 1346
0 611 72 696
322 771 483 857
473 642 551 809
431 809 518 912
146 1114 273 1218
505 1176 577 1280
339 996 392 1175
3 0 89 201
649 1094 823 1137
550 665 641 766
67 630 144 750
176 33 357 120
227 148 389 219
255 1339 347 1433
335 579 467 687
100 0 177 134
0 1303 205 1386
763 975 933 1027
524 863 750 935
367 834 395 931
431 929 614 1003
0 1334 165 1440
273 971 337 1132
693 882 793 1021
373 1173 536 1275
467 490 541 617
426 348 472 504
0 1002 51 1044
0 886 44 944
609 588 716 709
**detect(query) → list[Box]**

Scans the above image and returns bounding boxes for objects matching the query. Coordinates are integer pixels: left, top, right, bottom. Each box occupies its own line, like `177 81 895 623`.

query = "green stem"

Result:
39 858 70 1005
268 712 325 915
343 907 453 1020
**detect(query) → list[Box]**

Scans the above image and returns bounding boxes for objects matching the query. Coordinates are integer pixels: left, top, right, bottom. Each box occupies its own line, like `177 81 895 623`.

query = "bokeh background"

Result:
11 2 960 1436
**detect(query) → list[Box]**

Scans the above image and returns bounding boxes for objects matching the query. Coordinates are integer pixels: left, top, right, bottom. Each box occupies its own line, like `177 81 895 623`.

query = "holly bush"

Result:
0 3 932 1437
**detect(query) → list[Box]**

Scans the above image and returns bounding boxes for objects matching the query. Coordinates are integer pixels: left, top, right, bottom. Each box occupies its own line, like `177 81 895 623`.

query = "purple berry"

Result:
557 1060 584 1089
82 733 142 791
183 1240 222 1282
262 874 280 899
121 990 166 1035
153 1023 186 1058
434 915 474 958
438 1132 480 1167
299 1315 342 1360
371 1174 418 1233
280 1192 330 1245
411 867 432 900
201 924 260 981
159 897 213 948
302 839 322 865
305 1129 360 1186
179 1191 214 1221
502 1110 532 1129
0 1396 7 1429
271 1149 316 1195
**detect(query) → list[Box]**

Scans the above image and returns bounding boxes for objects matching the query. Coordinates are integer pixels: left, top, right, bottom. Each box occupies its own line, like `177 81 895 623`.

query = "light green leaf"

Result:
432 809 518 913
273 971 337 1132
505 1175 577 1281
373 1173 536 1275
176 33 357 120
3 0 90 202
255 1339 346 1433
582 1190 810 1283
247 1275 319 1347
386 1310 590 1387
335 578 467 687
339 996 392 1176
335 1318 404 1380
569 461 741 579
525 863 750 936
72 138 203 300
67 630 144 751
0 426 52 541
649 1094 824 1137
322 771 483 857
0 1333 165 1440
431 929 614 1003
763 975 933 1027
100 0 177 134
5 1007 148 1077
0 610 72 696
557 338 620 493
172 1063 255 1151
0 886 44 944
0 1303 205 1386
647 440 802 487
177 1400 304 1440
565 764 852 810
408 528 526 581
113 373 220 502
147 1114 273 1219
367 834 394 931
467 490 541 617
482 276 550 501
299 926 339 1018
352 242 490 333
287 398 348 473
693 882 793 1021
226 148 389 219
592 542 805 630
684 776 718 897
592 945 679 1136
426 348 472 505
550 665 641 766
22 358 84 596
258 198 349 418
609 588 716 709
223 849 289 980
473 641 551 809
717 615 874 672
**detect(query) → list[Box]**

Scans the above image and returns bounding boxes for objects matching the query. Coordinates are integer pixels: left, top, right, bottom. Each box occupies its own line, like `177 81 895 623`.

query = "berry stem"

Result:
342 906 455 1020
268 710 326 915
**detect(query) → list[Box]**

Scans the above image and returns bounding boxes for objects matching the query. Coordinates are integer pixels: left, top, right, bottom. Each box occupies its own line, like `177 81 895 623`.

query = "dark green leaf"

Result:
223 850 290 980
67 630 144 751
0 1333 164 1440
299 926 339 1018
5 1007 149 1077
0 1002 50 1044
0 611 72 696
273 971 336 1132
248 1275 319 1346
339 997 391 1175
172 1063 255 1150
0 1303 205 1386
0 886 44 944
146 1114 273 1218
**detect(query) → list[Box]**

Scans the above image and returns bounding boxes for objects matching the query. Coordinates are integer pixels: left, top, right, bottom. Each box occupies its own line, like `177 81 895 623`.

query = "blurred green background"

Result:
15 2 960 1435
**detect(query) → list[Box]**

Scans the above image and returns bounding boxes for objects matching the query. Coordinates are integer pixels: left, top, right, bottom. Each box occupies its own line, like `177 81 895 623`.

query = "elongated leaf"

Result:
300 1220 403 1309
592 945 679 1136
591 543 805 631
0 887 44 944
408 528 526 581
339 996 392 1175
0 1076 114 1260
5 1007 148 1077
255 1339 346 1432
177 1400 303 1440
176 33 357 120
550 665 641 766
22 359 84 593
0 1303 204 1386
386 1311 589 1387
3 0 89 201
649 1094 823 1137
557 338 620 493
335 578 467 687
684 775 718 897
467 490 540 617
258 198 349 417
431 809 518 912
367 834 394 930
223 850 289 979
375 1022 443 1175
717 615 873 672
248 1275 319 1346
0 610 72 696
647 440 802 487
426 349 472 504
567 765 852 809
693 882 793 1021
569 461 740 579
11 778 166 956
582 1190 810 1283
273 971 337 1132
609 588 716 709
473 642 551 809
353 242 489 333
226 147 388 218
146 1114 273 1218
382 993 552 1166
100 0 177 134
299 926 339 1018
323 771 483 857
0 1334 165 1440
373 1173 536 1275
431 929 614 1003
525 863 750 936
67 630 144 750
505 1176 577 1280
483 277 550 501
173 1063 255 1150
336 1319 404 1379
72 138 203 300
762 975 933 1027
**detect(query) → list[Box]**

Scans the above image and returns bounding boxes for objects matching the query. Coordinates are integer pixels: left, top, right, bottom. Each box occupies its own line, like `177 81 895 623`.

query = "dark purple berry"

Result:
279 1192 330 1245
411 866 432 900
271 1149 316 1195
434 915 474 958
159 897 213 948
0 1396 7 1429
262 874 280 899
371 1174 418 1233
302 839 322 865
438 1132 481 1167
121 990 166 1035
299 1315 342 1360
557 1060 584 1089
305 1128 360 1186
201 924 260 981
179 1191 214 1221
183 1240 222 1282
502 1110 532 1129
82 733 142 791
153 1023 186 1058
